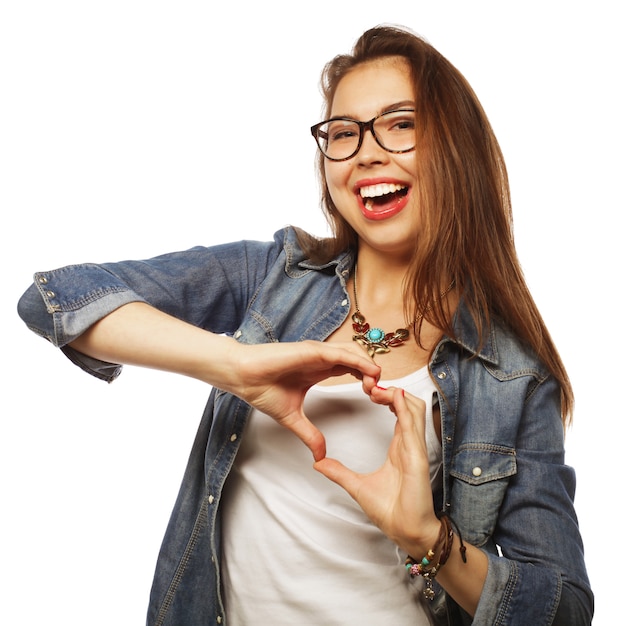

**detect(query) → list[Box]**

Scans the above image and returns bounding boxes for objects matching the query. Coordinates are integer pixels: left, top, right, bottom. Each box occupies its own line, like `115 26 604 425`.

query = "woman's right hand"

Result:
228 340 381 460
69 303 380 461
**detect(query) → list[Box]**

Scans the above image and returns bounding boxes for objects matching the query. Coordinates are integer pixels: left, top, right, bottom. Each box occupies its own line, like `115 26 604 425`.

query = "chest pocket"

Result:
449 444 516 547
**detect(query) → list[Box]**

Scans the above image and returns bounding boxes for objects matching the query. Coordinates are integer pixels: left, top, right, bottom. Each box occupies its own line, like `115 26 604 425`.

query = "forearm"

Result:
399 515 487 618
432 535 488 617
68 301 382 461
69 302 241 392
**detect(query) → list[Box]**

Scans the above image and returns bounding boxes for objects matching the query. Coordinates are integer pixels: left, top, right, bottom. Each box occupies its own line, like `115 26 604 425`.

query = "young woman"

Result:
17 25 593 625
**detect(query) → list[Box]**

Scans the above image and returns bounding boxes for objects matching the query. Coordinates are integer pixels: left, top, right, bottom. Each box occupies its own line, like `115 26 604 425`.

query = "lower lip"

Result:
358 192 410 221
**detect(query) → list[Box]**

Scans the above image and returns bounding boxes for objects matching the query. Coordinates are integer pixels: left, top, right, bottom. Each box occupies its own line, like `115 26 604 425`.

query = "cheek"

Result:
324 161 351 199
396 152 419 176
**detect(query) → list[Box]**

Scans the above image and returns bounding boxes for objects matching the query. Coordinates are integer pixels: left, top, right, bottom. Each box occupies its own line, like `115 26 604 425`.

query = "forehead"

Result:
330 57 414 118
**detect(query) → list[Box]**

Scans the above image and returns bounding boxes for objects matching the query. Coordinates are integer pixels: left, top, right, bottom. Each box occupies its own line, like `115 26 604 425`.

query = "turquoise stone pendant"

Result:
352 311 410 357
366 327 385 343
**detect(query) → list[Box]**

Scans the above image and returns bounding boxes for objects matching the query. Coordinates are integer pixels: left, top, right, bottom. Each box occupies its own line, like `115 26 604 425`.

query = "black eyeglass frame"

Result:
310 108 416 162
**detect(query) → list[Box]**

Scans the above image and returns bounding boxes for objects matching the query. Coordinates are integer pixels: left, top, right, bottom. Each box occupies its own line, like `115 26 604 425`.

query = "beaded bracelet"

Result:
404 514 465 600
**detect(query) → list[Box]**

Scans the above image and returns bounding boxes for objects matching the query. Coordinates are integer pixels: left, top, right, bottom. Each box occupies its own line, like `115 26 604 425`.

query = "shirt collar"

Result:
286 226 499 366
446 300 499 366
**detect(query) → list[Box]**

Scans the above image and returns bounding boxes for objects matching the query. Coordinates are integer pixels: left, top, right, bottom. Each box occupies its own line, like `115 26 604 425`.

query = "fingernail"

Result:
376 384 388 391
401 388 405 396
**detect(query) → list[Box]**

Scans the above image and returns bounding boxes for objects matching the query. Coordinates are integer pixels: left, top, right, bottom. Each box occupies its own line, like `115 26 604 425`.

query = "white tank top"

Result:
220 366 442 625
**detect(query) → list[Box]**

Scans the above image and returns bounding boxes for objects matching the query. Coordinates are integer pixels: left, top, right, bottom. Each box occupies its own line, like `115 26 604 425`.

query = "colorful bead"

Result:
366 328 384 343
351 312 410 357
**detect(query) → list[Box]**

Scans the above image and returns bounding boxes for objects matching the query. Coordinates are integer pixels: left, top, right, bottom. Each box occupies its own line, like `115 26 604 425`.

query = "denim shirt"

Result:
18 227 593 625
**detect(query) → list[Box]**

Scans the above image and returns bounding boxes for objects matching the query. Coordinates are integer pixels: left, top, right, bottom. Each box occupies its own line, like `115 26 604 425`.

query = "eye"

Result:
331 129 357 141
326 121 359 143
392 118 415 131
381 110 416 133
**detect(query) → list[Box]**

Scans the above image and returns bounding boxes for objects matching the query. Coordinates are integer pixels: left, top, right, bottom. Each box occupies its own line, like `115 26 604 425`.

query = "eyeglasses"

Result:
310 108 416 162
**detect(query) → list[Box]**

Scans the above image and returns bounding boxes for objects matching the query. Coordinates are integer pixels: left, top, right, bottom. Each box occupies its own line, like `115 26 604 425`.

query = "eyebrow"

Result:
381 100 415 113
331 100 415 120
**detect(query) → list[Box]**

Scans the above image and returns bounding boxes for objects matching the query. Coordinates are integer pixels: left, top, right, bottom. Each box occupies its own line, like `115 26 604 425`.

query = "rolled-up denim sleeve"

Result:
18 264 148 348
17 264 150 381
17 234 283 381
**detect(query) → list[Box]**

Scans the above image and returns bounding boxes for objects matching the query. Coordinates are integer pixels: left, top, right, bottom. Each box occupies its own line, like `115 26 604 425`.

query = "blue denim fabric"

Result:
18 227 593 625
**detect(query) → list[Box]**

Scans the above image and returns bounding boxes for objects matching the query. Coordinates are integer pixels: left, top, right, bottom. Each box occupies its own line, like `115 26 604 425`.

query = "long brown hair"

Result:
301 25 573 425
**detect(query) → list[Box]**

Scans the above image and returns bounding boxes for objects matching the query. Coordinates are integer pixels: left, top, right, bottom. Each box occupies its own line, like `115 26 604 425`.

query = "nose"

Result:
356 127 389 166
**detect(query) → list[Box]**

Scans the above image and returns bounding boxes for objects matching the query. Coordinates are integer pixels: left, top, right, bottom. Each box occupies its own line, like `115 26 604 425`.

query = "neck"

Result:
353 250 409 310
351 261 413 357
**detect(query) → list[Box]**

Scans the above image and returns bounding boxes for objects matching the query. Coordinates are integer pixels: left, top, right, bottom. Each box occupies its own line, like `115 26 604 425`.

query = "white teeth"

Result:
359 183 407 198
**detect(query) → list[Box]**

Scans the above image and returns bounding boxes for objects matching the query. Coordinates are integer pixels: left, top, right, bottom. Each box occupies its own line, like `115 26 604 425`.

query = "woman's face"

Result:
324 57 420 262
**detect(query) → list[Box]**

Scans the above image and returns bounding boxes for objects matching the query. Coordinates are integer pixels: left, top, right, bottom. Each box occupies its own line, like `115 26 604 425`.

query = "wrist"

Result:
402 517 441 559
403 514 468 601
191 334 244 392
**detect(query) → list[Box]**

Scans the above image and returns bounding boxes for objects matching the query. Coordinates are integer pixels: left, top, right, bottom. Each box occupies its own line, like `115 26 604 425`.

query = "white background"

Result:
1 1 623 624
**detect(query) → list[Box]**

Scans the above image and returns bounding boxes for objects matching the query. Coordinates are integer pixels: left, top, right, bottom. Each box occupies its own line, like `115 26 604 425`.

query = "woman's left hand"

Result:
313 386 441 554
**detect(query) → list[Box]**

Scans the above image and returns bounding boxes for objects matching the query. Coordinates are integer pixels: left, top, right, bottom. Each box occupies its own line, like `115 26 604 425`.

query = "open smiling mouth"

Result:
359 183 409 212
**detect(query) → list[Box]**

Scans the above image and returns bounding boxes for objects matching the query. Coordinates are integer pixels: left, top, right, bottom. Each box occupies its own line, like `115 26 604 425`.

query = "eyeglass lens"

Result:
315 109 415 160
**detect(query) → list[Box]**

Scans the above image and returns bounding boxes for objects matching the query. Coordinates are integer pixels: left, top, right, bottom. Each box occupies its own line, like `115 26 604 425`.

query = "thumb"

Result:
313 457 360 496
303 427 327 462
281 412 327 461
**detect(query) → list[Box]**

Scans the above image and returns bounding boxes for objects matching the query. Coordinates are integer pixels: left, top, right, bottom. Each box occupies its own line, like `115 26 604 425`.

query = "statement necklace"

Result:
351 265 455 358
351 265 410 357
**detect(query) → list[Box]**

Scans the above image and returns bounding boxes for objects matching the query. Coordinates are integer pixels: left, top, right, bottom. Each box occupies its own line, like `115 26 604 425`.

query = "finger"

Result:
392 389 427 449
368 384 397 406
303 428 327 462
360 373 380 395
313 457 361 497
327 365 374 382
280 412 327 461
404 395 427 427
318 342 380 378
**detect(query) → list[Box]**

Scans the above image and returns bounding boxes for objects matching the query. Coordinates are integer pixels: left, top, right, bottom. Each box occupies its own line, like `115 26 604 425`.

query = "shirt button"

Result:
230 434 237 442
437 372 447 380
341 299 348 306
472 467 482 477
38 276 48 284
217 616 222 624
208 494 215 504
46 290 56 299
234 330 242 339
